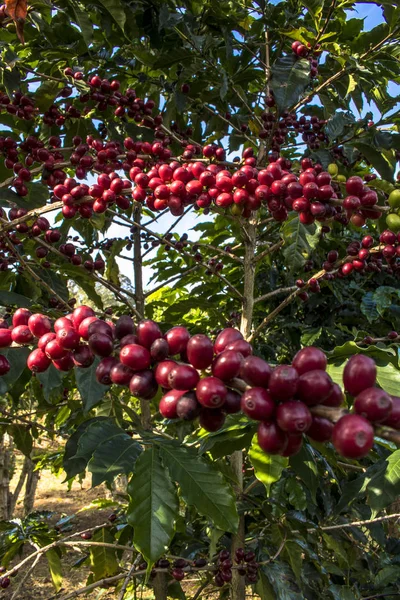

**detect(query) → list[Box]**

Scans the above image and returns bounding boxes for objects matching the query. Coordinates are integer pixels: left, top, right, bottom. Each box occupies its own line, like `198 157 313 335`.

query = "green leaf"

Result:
37 364 64 402
353 141 395 182
376 363 400 397
34 81 63 112
127 446 178 563
282 214 318 272
1 68 20 99
160 444 238 533
75 358 108 413
375 565 400 587
0 291 32 308
367 450 400 516
8 425 32 457
285 478 307 511
0 347 30 395
249 434 288 495
89 433 142 487
46 549 63 591
270 55 310 112
89 528 119 580
325 111 354 141
289 444 318 502
97 0 126 32
70 0 93 46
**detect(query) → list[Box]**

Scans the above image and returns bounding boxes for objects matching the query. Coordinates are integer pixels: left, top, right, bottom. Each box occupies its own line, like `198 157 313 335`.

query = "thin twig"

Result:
254 286 297 305
118 562 137 600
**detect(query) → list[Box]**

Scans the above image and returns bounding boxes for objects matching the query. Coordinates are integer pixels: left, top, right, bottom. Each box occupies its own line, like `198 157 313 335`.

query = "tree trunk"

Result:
0 435 12 520
231 218 257 600
9 456 29 516
23 458 39 516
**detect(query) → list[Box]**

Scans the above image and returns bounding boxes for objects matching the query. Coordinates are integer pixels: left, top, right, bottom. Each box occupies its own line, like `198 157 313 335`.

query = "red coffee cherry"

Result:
28 313 52 338
27 349 51 373
322 383 344 407
212 350 243 381
306 416 334 442
159 389 185 419
292 346 327 375
136 319 162 348
381 396 400 429
213 327 243 354
276 401 312 433
165 326 190 355
168 364 200 390
187 334 214 369
240 356 272 387
354 387 392 423
176 392 201 421
199 407 226 431
154 360 177 388
343 354 377 396
0 329 12 348
241 388 275 421
297 370 333 405
257 421 288 455
268 365 299 401
332 414 374 459
120 344 151 370
196 376 227 408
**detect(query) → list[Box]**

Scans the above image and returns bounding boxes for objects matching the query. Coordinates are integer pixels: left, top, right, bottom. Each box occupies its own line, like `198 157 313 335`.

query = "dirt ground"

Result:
3 460 240 600
5 466 120 600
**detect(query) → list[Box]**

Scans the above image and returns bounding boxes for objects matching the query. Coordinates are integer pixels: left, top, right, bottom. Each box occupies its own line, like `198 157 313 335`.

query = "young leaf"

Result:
249 434 287 495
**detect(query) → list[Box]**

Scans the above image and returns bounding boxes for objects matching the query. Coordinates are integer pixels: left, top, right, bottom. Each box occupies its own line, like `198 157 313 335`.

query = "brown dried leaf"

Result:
5 0 27 20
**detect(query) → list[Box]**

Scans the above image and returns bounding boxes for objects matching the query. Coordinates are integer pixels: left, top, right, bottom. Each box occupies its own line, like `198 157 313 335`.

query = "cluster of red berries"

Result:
0 91 36 122
337 230 400 278
291 40 320 78
1 306 398 460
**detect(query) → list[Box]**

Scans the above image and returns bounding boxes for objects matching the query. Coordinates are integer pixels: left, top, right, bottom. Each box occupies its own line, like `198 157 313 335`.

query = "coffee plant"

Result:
0 0 398 599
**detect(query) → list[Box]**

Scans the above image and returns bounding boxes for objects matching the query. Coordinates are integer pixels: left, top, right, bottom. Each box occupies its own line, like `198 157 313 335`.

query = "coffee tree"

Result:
0 0 399 598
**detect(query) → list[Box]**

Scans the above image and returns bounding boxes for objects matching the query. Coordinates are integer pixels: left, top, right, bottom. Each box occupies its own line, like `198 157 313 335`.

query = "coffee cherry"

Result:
223 389 242 414
88 319 114 339
306 416 334 442
343 354 377 396
165 326 190 355
257 421 288 454
268 365 299 401
241 388 275 420
146 337 167 361
45 339 68 360
0 329 12 348
297 370 333 405
281 434 303 457
120 344 151 370
137 319 162 348
96 357 118 385
354 387 392 422
0 355 10 376
194 558 207 568
12 308 31 327
129 370 158 399
225 339 253 357
292 346 327 375
168 364 199 390
332 414 374 458
81 531 92 540
381 396 400 429
196 376 227 408
72 344 95 368
110 362 134 386
199 407 225 431
276 401 312 433
56 327 80 350
322 383 344 407
11 325 33 345
176 392 200 420
159 389 185 419
27 349 51 373
115 315 136 340
28 313 51 338
89 333 114 357
72 305 95 329
214 328 243 354
240 356 272 387
155 360 177 388
0 576 10 589
186 334 214 369
212 350 243 381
